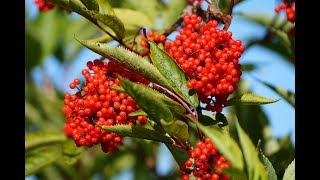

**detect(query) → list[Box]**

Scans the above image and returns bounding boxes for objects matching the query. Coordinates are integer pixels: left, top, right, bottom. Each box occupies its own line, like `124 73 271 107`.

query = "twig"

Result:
95 22 147 57
154 83 204 141
162 5 194 37
131 27 144 49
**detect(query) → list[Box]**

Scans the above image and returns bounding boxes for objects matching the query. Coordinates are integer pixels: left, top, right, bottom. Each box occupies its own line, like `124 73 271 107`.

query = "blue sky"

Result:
26 0 294 178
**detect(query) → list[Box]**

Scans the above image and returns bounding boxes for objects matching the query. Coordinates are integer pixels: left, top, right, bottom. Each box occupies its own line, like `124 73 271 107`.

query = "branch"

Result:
162 5 194 37
153 83 204 141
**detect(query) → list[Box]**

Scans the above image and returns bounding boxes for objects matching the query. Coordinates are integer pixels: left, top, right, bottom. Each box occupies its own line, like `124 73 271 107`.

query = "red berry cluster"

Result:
140 31 166 47
274 1 295 22
34 0 55 12
62 59 147 153
165 14 244 112
188 0 203 8
180 139 230 180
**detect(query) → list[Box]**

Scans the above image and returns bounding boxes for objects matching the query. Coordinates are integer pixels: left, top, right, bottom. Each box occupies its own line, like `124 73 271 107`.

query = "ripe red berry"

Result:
165 14 243 112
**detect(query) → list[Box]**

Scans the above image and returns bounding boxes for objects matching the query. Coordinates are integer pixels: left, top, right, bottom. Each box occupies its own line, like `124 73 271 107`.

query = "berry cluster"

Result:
34 0 54 12
165 14 244 112
180 139 230 180
62 59 147 153
188 0 204 8
274 1 295 23
140 31 166 47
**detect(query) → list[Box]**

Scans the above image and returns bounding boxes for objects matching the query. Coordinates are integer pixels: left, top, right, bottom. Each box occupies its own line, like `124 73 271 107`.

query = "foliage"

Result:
25 0 295 179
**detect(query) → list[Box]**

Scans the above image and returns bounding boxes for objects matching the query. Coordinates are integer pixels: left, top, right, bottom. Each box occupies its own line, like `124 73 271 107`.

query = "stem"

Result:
131 27 144 49
171 135 189 150
95 22 147 57
162 5 194 37
162 17 183 36
154 83 204 141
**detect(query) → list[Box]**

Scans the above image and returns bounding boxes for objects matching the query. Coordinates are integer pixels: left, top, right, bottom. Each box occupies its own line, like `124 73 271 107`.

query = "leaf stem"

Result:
95 22 148 57
153 83 204 141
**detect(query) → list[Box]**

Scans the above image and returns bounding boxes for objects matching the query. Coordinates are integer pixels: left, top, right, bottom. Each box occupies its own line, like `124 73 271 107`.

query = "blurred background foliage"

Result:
25 0 295 179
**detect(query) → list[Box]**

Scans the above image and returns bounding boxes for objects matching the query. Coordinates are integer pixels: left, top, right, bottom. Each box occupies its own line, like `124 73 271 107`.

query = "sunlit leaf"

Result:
25 132 67 151
227 93 280 106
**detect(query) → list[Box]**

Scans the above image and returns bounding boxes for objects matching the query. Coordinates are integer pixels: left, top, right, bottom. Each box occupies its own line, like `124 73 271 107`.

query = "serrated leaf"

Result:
227 93 280 106
149 40 199 107
77 40 172 89
61 139 84 165
53 0 125 39
128 109 147 116
256 78 295 107
100 124 173 144
162 0 185 29
216 112 229 133
25 132 67 151
97 0 114 15
25 147 62 176
163 120 189 142
111 85 126 93
118 77 174 125
80 0 99 11
165 144 189 165
114 8 153 28
282 159 295 180
235 120 267 180
79 41 185 114
259 149 277 180
193 121 244 170
90 11 125 39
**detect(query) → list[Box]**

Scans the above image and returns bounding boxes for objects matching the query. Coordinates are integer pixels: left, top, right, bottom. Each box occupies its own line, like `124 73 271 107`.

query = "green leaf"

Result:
111 85 126 93
163 120 189 142
77 40 173 90
114 8 153 28
259 149 277 180
268 135 295 179
97 0 114 15
90 11 125 39
61 139 84 165
162 0 185 29
57 0 125 39
255 78 295 107
165 144 189 165
242 63 256 72
80 0 99 11
223 168 248 180
198 113 217 126
198 112 229 133
235 120 267 180
227 93 280 106
118 77 174 126
100 124 173 144
25 132 67 151
25 147 62 176
123 0 158 28
149 40 199 107
282 159 295 180
193 121 244 170
128 109 148 116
